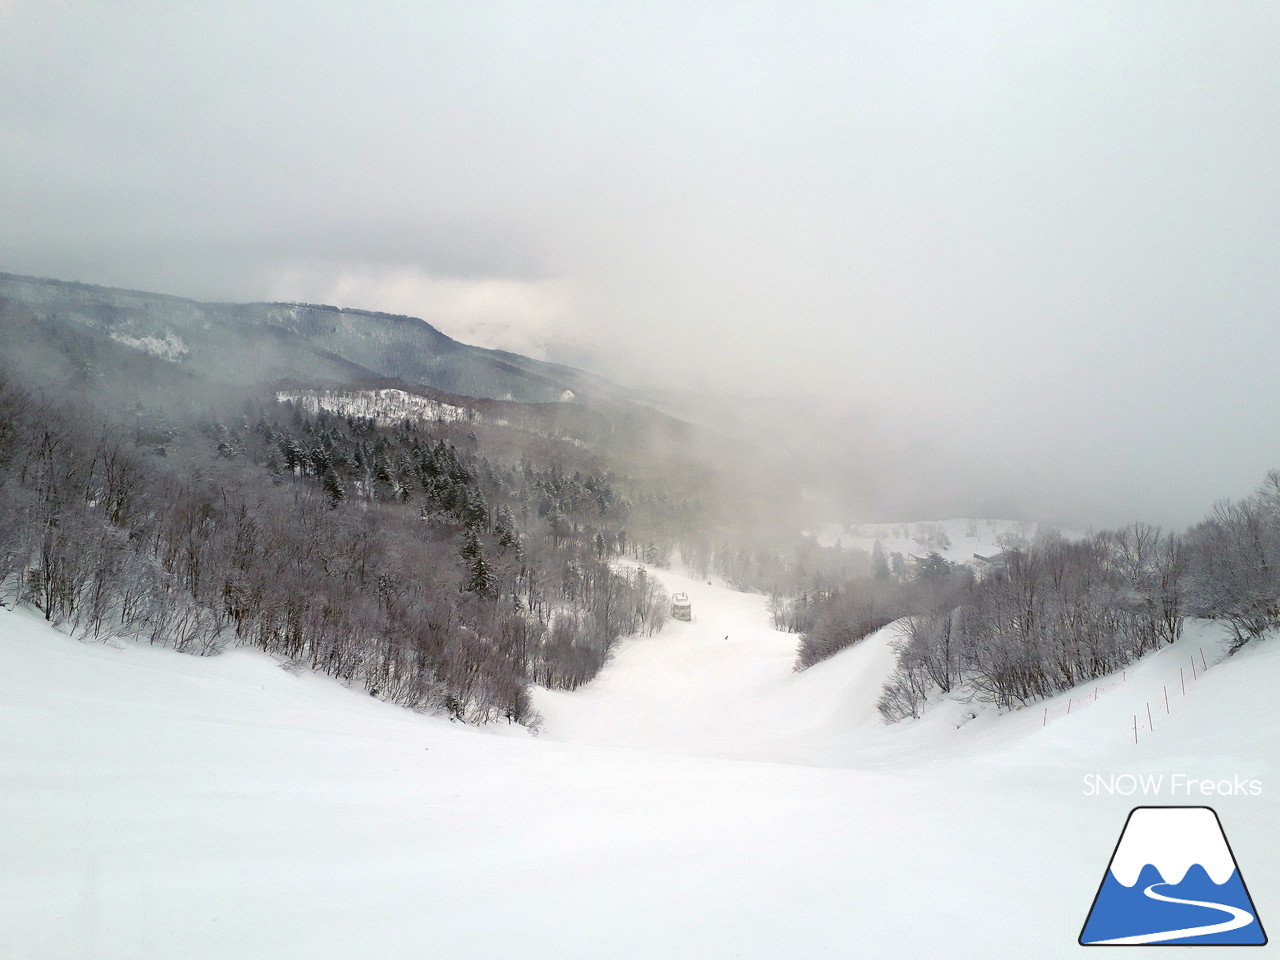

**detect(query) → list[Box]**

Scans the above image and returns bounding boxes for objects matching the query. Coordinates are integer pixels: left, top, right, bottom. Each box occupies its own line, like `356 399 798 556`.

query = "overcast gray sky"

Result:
1 1 1276 527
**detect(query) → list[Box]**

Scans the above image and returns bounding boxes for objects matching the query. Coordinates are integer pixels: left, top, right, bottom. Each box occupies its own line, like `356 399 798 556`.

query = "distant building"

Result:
970 552 1011 580
671 592 692 621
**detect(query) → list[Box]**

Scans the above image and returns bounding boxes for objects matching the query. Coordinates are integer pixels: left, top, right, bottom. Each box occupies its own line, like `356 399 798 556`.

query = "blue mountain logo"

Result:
1080 806 1267 946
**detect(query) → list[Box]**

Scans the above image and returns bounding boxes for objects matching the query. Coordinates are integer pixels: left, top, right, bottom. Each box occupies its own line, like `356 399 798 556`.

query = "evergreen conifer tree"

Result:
871 539 890 580
461 528 496 598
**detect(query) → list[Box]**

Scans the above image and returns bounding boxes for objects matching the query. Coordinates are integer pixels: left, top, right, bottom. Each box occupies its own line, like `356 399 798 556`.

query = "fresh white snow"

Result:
277 388 473 426
107 331 190 362
2 568 1276 959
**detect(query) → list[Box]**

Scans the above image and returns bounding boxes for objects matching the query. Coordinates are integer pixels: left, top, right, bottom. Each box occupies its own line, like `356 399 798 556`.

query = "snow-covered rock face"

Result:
107 331 190 362
1109 807 1237 887
277 388 472 426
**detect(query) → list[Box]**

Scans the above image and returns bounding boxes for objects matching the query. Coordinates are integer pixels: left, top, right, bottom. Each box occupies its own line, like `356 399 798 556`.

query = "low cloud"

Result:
267 261 578 361
1 2 1275 529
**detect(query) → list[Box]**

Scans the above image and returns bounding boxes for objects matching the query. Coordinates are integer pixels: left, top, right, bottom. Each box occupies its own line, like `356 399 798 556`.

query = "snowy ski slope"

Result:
1 566 1276 959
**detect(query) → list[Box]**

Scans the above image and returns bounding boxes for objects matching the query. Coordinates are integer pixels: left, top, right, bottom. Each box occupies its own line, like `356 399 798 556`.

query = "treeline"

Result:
251 400 691 583
237 403 675 649
872 474 1280 722
877 527 1183 720
792 579 901 669
1183 472 1280 650
678 531 872 628
791 553 957 670
0 369 672 725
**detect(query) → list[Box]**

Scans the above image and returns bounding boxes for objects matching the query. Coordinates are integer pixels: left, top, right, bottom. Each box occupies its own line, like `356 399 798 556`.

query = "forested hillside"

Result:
0 271 619 403
786 483 1280 722
0 365 697 721
10 270 1276 737
0 272 882 728
0 277 732 724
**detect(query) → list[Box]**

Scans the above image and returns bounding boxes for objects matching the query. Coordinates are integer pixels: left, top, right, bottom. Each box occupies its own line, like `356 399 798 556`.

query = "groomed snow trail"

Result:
531 563 899 765
2 567 1276 960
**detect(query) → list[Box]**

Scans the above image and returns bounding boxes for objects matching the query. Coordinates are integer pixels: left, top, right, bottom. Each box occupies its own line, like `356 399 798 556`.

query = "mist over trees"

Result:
868 478 1280 722
0 352 686 725
0 285 902 732
793 579 901 671
875 528 1185 720
8 276 1280 734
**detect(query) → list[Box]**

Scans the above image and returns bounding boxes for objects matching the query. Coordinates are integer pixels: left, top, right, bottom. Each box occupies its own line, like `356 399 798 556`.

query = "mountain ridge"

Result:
0 270 626 407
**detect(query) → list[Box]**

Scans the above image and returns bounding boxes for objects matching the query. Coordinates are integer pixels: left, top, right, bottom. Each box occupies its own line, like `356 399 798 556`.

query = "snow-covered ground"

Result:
2 569 1276 959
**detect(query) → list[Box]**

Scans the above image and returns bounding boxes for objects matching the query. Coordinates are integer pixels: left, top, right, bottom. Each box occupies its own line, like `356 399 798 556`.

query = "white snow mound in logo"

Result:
1109 807 1236 886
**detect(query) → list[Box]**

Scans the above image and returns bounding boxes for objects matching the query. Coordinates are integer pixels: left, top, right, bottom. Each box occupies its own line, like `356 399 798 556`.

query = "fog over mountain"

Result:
1 2 1276 527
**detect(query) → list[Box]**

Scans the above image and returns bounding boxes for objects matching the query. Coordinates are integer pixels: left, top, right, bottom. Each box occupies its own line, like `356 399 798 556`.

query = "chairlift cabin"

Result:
671 592 692 621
